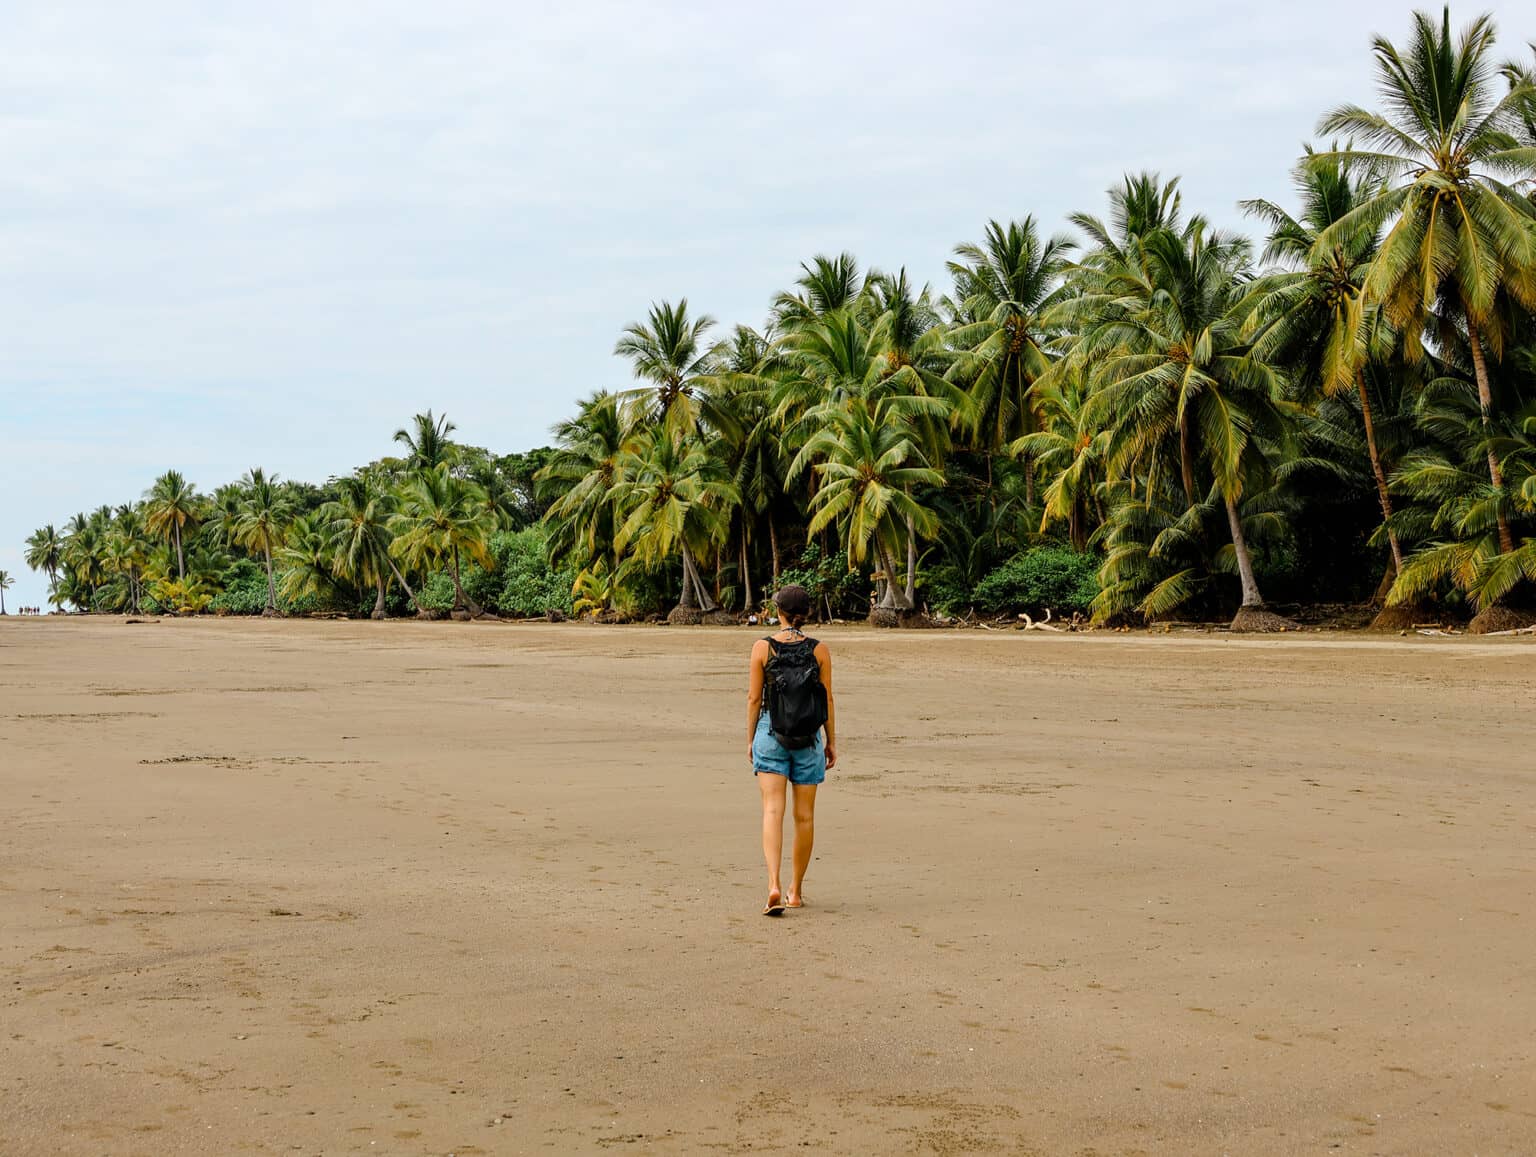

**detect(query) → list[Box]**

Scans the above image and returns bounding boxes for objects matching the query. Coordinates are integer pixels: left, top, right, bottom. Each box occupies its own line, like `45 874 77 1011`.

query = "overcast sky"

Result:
3 1 1533 609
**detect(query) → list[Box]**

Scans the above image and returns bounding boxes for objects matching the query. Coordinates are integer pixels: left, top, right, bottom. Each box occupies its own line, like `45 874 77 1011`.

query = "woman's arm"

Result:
746 640 768 763
815 642 836 769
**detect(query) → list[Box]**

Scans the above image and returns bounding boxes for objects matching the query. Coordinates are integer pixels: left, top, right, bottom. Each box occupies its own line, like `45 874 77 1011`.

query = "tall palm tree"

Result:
234 468 294 616
537 391 629 573
144 470 201 581
614 299 718 434
24 525 62 598
946 218 1076 501
394 410 459 473
390 464 497 617
610 429 737 616
0 570 11 614
1317 7 1536 553
321 473 417 618
1065 216 1291 622
1242 148 1407 576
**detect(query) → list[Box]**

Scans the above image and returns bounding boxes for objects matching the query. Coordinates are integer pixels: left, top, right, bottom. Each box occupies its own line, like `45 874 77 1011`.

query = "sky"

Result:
3 0 1533 611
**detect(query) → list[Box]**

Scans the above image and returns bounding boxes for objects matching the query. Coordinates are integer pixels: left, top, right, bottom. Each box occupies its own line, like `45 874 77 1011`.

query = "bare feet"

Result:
763 888 785 916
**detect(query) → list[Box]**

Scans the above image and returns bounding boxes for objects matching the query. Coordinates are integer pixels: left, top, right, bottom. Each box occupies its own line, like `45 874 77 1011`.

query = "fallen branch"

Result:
1017 608 1066 633
1483 626 1536 637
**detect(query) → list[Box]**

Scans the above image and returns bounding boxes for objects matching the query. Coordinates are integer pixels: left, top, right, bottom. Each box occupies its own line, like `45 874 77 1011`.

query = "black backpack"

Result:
764 635 827 750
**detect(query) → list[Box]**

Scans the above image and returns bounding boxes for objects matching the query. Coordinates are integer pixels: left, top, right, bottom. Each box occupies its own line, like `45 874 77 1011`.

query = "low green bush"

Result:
972 547 1099 617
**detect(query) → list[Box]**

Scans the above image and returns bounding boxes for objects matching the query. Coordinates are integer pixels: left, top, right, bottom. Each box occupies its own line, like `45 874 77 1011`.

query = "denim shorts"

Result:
753 712 826 785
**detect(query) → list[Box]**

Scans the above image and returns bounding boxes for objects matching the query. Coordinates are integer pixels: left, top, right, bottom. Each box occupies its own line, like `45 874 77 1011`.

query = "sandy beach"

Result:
2 617 1533 1155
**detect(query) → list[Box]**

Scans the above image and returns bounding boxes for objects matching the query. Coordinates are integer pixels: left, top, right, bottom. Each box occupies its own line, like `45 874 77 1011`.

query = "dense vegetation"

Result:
22 9 1536 630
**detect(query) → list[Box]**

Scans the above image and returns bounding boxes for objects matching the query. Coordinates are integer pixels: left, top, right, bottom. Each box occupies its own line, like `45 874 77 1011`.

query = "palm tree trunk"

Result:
904 514 917 606
680 551 718 613
174 522 185 581
1356 371 1403 575
1465 315 1515 554
385 556 421 613
741 533 754 612
878 542 913 610
372 573 388 620
263 544 278 615
448 547 484 617
769 519 780 585
1224 495 1264 608
1022 452 1035 508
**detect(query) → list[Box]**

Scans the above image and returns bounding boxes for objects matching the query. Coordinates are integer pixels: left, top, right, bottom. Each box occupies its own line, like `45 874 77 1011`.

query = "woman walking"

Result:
746 585 836 915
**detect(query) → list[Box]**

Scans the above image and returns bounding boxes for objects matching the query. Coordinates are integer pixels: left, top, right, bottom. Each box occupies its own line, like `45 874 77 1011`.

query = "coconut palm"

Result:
0 570 11 614
1012 372 1107 552
614 299 718 434
791 404 944 611
1067 217 1291 623
321 473 417 618
537 391 629 574
143 470 201 581
1242 147 1409 576
946 218 1076 501
233 468 294 616
1317 7 1536 554
394 410 459 473
24 525 62 597
390 464 497 616
610 429 737 616
770 252 867 332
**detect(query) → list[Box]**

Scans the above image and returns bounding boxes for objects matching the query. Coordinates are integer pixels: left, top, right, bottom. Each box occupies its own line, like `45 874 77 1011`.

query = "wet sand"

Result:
2 616 1533 1155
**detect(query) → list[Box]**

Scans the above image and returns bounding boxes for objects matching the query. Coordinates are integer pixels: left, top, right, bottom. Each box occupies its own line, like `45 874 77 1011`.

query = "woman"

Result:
746 585 836 915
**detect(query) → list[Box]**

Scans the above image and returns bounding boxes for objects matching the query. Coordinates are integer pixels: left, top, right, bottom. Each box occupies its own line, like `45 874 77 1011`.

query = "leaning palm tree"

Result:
610 429 737 619
1069 220 1293 627
946 218 1076 501
614 299 718 435
1242 147 1408 577
1316 7 1536 554
24 525 63 599
390 464 497 617
143 470 201 580
321 473 418 618
233 468 294 616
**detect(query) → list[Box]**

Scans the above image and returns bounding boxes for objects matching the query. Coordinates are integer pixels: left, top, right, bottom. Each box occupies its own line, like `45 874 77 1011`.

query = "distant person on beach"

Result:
746 585 836 916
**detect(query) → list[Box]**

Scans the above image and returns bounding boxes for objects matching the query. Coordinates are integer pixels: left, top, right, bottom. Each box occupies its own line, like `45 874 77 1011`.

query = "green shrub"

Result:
972 547 1099 616
489 528 574 616
777 544 869 619
416 572 457 613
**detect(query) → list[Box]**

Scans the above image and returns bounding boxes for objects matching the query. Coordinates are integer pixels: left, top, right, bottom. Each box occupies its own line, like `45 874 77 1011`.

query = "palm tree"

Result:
1317 7 1536 554
24 525 62 598
390 464 497 617
537 391 630 574
234 468 294 616
1013 372 1107 552
610 429 737 617
144 470 201 581
791 404 943 612
321 473 418 618
770 253 866 332
277 515 342 608
0 570 11 614
1065 214 1292 624
614 299 718 434
394 410 459 473
946 218 1076 502
1242 148 1408 577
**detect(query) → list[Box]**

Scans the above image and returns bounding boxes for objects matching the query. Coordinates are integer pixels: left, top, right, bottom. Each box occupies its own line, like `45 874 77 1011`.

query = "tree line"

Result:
22 8 1536 631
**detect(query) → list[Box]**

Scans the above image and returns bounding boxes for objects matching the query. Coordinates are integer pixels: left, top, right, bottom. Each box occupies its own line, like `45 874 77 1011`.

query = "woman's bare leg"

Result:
787 784 817 906
758 773 788 906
